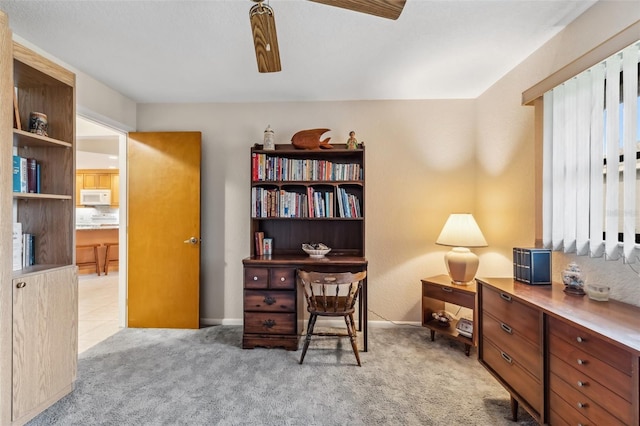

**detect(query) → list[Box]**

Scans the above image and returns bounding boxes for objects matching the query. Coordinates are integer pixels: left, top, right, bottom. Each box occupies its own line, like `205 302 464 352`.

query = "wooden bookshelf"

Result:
243 143 368 351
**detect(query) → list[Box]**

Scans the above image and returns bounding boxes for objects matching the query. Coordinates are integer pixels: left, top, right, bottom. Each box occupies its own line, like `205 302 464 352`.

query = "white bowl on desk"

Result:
302 244 331 258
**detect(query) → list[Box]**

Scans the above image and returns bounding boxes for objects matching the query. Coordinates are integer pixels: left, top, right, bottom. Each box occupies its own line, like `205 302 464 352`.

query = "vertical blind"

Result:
542 40 639 261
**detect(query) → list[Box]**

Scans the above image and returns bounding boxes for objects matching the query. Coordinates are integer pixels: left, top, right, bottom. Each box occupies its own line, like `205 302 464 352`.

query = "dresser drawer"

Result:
548 316 632 375
549 373 627 426
482 338 542 413
548 332 632 402
482 286 540 345
244 290 295 312
244 267 269 289
270 268 296 290
550 354 632 424
422 282 474 308
482 311 540 378
244 312 296 335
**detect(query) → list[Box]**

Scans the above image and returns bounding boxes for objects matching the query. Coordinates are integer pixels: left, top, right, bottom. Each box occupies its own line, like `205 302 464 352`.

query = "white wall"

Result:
476 2 640 306
136 100 477 323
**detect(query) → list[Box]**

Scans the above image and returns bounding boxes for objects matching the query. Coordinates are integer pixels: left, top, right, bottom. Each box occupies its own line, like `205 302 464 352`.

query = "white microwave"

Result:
80 189 111 205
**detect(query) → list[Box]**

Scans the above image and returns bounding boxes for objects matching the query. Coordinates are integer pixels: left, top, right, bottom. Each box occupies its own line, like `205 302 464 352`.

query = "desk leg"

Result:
361 276 367 352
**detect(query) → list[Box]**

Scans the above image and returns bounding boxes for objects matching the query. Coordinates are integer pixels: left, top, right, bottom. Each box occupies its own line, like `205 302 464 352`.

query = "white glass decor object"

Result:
263 125 275 151
562 262 586 295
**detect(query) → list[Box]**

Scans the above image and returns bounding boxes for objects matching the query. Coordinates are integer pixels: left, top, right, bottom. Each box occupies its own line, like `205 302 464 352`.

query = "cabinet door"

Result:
110 173 119 206
12 267 77 422
83 173 110 189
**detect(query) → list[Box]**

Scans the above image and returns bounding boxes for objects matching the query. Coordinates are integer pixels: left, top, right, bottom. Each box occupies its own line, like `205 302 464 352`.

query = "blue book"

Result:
36 163 41 193
12 155 20 192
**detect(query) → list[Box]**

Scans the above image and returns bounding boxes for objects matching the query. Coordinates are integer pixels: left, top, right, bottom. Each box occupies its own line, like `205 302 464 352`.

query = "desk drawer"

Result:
422 282 474 308
244 267 269 289
244 312 296 335
549 354 632 424
549 373 627 426
270 268 296 290
244 290 295 312
482 286 540 345
482 311 540 378
548 316 632 375
548 332 632 403
482 338 541 413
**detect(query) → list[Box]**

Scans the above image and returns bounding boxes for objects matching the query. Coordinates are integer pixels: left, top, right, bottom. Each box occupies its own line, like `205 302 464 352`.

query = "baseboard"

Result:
199 318 421 328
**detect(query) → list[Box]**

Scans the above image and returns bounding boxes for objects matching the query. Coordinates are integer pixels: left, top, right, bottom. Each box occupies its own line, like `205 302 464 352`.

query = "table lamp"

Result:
436 213 487 285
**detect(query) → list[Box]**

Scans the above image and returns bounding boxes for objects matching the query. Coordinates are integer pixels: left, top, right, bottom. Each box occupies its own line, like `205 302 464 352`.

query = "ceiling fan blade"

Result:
309 0 406 20
250 2 281 73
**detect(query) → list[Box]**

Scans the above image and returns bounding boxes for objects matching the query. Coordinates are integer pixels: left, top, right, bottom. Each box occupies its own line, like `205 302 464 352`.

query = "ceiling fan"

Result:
249 0 407 73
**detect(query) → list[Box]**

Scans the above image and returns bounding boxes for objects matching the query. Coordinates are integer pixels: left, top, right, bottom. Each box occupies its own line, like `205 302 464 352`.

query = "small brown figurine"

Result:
346 131 358 150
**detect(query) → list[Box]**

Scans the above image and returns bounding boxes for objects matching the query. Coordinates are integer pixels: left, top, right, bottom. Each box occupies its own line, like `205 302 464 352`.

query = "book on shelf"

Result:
12 155 21 192
12 155 40 193
254 232 264 256
12 223 22 271
22 233 34 268
27 158 37 193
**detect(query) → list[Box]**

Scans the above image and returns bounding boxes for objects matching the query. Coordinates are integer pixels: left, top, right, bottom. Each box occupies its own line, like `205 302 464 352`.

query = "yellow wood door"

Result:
127 132 201 328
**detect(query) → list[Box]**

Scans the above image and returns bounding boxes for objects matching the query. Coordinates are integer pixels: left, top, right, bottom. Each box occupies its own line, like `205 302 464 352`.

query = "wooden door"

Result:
127 132 201 328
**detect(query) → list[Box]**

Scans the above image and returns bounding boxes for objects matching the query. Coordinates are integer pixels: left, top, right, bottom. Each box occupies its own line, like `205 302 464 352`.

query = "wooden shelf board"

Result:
13 129 72 148
13 193 72 200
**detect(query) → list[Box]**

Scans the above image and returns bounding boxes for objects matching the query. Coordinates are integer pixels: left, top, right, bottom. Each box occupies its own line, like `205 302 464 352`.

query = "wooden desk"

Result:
242 255 368 352
421 274 477 356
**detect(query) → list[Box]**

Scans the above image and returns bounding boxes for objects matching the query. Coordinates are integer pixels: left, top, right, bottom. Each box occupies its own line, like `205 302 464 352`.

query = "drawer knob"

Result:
500 323 513 334
577 381 587 387
263 319 276 329
280 277 286 282
577 402 588 409
263 296 276 305
253 276 258 281
499 293 512 302
577 359 587 365
16 281 26 289
441 287 453 293
576 336 585 343
500 351 513 364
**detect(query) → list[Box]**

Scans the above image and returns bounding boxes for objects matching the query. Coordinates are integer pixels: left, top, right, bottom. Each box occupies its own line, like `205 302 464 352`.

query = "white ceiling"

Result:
0 0 596 104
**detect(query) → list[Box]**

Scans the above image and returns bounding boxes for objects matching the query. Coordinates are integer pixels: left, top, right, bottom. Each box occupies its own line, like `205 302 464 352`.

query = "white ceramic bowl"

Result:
302 244 331 258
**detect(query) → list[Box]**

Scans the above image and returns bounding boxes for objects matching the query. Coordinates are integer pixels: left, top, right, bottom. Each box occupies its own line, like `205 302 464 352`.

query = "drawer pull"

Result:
577 381 587 387
280 277 286 282
263 296 276 305
500 323 513 334
262 319 276 329
441 287 453 293
577 402 588 409
253 276 258 281
577 359 587 365
500 351 513 364
499 293 512 302
16 282 26 289
576 336 585 343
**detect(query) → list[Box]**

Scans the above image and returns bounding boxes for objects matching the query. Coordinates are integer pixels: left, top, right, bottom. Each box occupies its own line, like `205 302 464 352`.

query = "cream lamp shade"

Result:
436 214 488 285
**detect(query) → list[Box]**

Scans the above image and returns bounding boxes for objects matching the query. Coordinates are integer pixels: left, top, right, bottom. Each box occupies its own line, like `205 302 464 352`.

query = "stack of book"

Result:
12 222 34 271
12 155 41 193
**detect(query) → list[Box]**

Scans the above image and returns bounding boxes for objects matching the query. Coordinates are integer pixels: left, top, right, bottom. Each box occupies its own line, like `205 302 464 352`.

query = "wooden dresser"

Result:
477 278 640 425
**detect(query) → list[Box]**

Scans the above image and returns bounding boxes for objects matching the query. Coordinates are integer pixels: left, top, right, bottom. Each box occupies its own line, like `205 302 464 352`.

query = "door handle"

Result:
183 237 200 245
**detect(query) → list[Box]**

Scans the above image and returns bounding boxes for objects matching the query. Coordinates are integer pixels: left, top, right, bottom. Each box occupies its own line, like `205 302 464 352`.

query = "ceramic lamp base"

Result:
444 247 479 285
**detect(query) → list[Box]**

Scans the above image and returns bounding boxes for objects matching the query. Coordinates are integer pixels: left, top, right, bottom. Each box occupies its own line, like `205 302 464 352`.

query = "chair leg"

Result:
299 314 317 365
345 314 361 366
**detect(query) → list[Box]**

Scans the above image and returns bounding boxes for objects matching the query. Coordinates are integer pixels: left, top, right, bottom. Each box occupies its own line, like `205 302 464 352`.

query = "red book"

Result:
26 158 37 193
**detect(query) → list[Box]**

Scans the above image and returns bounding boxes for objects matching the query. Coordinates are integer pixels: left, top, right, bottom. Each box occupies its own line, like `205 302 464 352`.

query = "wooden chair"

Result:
76 244 101 276
298 270 367 366
103 242 119 275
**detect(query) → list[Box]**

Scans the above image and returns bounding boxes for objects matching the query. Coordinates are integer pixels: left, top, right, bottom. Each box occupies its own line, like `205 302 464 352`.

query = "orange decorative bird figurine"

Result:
291 128 333 150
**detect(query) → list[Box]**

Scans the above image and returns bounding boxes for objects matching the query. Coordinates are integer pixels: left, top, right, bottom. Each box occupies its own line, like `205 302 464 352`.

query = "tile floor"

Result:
78 273 121 354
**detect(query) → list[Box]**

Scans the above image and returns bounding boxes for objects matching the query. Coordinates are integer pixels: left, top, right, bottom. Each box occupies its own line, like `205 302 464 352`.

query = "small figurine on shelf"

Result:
263 125 275 151
346 131 358 150
562 262 586 295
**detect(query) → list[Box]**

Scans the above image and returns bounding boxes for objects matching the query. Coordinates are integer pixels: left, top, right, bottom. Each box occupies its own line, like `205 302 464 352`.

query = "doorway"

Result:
76 115 127 353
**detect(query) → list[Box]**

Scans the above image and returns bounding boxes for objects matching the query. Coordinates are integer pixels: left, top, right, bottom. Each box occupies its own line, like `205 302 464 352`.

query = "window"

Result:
542 40 639 261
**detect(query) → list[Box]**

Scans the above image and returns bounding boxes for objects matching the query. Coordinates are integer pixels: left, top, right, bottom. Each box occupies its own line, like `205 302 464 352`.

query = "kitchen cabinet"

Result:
110 173 119 206
76 169 119 207
82 172 110 189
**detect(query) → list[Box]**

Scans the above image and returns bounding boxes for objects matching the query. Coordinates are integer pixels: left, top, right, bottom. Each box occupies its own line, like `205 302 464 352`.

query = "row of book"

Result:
13 155 41 193
12 223 35 271
251 187 362 218
252 153 362 182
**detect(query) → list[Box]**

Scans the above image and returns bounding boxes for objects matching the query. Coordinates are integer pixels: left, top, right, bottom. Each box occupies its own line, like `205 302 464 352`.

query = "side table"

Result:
421 274 477 356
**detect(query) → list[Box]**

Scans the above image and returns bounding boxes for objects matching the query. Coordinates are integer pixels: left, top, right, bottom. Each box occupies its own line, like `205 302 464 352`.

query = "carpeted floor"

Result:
27 326 536 425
